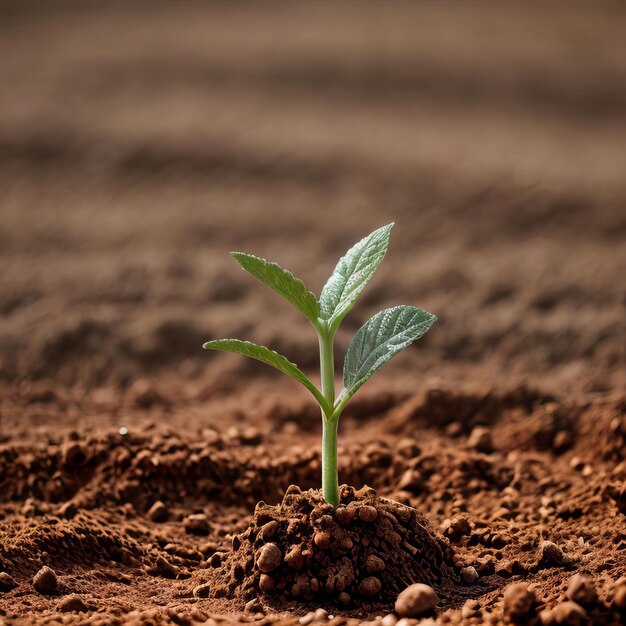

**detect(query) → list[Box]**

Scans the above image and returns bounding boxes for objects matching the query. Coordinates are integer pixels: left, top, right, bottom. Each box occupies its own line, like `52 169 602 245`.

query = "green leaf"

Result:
203 339 331 414
232 252 320 324
319 223 393 326
342 305 436 399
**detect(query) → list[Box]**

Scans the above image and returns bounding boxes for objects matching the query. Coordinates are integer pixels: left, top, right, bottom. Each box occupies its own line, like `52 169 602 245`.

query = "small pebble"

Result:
256 543 282 572
58 595 89 613
381 614 398 626
259 520 278 540
467 426 493 453
566 573 597 606
359 576 382 598
313 530 331 549
184 513 210 535
147 501 169 523
540 540 566 566
395 583 438 617
338 591 350 604
259 573 275 592
503 583 535 624
366 555 386 574
244 598 263 614
0 572 17 592
441 516 471 541
33 566 57 594
460 566 478 583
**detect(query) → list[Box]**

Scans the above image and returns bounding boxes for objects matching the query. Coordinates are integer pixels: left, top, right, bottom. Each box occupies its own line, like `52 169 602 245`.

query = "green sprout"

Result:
203 223 436 506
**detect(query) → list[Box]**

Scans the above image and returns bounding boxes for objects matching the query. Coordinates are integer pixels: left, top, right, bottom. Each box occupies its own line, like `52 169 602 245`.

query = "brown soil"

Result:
1 2 625 625
207 486 462 610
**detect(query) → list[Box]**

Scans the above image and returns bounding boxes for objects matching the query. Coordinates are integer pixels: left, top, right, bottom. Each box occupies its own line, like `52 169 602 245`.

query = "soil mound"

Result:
209 485 462 610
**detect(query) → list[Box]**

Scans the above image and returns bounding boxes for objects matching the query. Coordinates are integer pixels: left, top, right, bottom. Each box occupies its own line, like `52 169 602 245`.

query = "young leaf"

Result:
232 252 320 324
203 339 331 414
319 223 393 327
342 305 436 400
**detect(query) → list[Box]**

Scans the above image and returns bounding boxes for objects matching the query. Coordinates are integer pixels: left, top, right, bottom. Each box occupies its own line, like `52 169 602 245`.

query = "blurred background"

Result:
1 1 625 433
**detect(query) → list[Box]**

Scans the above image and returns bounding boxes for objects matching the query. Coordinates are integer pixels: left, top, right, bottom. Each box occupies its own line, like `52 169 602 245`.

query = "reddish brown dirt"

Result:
1 2 625 625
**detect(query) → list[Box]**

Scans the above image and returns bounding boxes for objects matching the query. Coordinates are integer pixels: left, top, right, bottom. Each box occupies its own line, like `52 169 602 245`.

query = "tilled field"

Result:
0 2 625 625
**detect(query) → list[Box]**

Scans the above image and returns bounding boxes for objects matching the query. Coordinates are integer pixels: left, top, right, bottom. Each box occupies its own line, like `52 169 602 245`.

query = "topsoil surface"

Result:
0 2 625 625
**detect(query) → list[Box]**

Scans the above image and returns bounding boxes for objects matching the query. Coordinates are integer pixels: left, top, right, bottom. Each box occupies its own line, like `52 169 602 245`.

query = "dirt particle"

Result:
551 601 586 625
460 566 478 584
33 566 58 594
0 572 17 592
256 543 282 572
259 574 275 592
467 426 493 453
359 576 382 598
338 591 350 604
192 583 211 598
147 500 169 523
285 545 306 570
440 516 471 541
149 556 180 579
244 598 264 613
539 540 567 566
365 554 386 574
358 505 378 522
184 513 210 535
58 594 89 613
503 582 535 624
259 520 278 540
313 530 331 549
566 573 597 606
335 506 356 526
395 583 438 617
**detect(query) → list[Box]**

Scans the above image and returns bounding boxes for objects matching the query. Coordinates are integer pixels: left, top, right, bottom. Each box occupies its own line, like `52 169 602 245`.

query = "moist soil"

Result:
1 3 626 626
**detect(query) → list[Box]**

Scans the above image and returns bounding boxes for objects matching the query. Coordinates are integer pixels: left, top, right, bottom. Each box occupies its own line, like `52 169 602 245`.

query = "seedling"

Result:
203 223 436 506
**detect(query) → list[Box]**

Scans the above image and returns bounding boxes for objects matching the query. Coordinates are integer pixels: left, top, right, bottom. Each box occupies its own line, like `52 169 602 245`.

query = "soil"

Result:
1 2 625 625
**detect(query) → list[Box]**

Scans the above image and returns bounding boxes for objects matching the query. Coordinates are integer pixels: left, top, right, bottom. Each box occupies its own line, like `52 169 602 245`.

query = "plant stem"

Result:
322 418 339 506
318 326 335 408
318 326 338 506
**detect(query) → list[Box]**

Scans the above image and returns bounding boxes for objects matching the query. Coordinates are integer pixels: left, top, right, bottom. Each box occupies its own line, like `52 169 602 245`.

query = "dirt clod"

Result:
395 583 439 617
539 541 567 566
184 513 210 535
359 576 382 598
566 573 597 606
551 601 586 625
502 583 535 624
58 595 89 613
0 572 17 592
33 566 58 594
210 488 458 610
